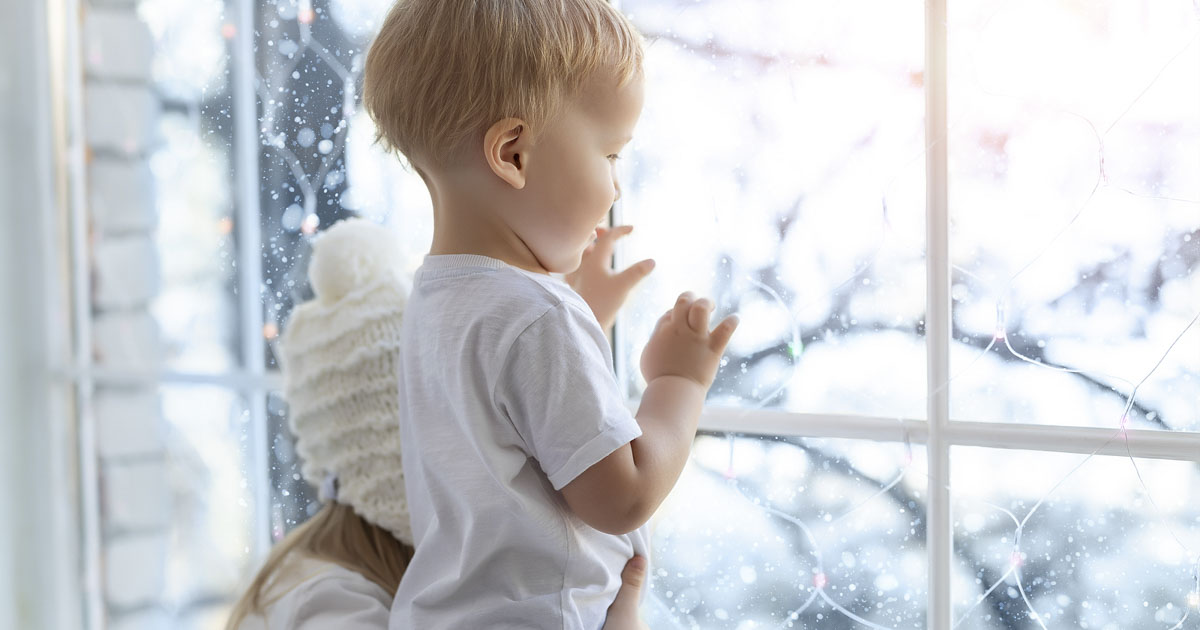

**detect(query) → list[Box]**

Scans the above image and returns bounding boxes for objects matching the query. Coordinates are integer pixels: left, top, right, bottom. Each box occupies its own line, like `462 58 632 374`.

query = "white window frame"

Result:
46 0 1200 628
676 2 1200 627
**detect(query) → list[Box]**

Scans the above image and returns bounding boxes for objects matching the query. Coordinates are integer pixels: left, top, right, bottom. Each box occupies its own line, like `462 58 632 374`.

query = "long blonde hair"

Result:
225 502 414 629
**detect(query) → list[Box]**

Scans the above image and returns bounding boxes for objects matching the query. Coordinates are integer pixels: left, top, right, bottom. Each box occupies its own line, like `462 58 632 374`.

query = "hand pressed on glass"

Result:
641 292 739 389
562 291 738 535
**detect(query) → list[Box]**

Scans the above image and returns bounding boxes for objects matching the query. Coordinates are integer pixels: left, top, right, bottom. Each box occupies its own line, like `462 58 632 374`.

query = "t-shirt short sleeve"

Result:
495 301 642 491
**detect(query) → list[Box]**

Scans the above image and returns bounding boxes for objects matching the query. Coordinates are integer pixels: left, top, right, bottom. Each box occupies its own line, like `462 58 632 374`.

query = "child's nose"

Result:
613 179 622 204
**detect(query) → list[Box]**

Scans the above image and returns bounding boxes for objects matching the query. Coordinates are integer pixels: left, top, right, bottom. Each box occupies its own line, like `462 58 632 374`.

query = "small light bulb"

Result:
994 303 1007 341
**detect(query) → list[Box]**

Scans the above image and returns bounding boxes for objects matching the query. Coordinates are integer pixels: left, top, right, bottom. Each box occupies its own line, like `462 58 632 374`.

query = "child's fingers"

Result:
671 292 696 324
605 556 647 629
614 258 655 288
596 224 634 242
607 224 635 240
653 308 673 331
620 555 647 589
708 314 740 352
592 225 633 260
687 298 713 332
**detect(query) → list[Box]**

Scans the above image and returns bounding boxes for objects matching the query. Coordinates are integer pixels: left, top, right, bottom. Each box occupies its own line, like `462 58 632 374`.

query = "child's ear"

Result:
483 117 528 190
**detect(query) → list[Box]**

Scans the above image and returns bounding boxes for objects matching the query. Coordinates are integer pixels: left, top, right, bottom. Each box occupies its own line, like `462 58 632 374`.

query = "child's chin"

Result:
551 252 585 275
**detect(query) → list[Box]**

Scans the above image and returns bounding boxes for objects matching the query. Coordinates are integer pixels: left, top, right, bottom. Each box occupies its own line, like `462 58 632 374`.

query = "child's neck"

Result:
424 166 549 276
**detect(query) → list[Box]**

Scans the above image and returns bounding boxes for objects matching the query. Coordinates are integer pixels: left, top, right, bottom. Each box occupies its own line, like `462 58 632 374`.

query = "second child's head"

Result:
363 0 646 274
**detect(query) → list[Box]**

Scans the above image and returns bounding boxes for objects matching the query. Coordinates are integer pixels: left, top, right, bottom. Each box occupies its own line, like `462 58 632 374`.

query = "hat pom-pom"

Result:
308 218 401 303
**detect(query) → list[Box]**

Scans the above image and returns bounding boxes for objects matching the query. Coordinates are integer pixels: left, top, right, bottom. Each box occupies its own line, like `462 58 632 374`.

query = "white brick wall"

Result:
83 3 168 627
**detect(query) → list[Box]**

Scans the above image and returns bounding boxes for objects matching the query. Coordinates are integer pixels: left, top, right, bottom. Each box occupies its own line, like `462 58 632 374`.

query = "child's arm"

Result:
561 292 737 535
565 225 656 333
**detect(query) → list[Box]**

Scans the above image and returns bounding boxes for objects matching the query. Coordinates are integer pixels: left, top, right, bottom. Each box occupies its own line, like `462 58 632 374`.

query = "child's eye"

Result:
607 154 622 161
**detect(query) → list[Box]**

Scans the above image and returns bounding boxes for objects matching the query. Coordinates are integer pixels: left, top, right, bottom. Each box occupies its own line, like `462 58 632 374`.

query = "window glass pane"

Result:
249 0 432 369
150 111 239 374
947 0 1200 430
144 0 432 375
266 390 320 538
244 0 432 532
161 385 256 627
650 434 927 628
618 0 927 419
951 446 1200 628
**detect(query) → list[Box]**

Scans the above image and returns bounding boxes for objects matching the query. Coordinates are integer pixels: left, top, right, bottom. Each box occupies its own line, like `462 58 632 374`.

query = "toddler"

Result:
226 219 650 630
364 1 738 629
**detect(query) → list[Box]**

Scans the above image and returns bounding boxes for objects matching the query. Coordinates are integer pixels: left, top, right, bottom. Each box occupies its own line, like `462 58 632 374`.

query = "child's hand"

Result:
640 292 738 388
565 225 656 332
601 555 650 630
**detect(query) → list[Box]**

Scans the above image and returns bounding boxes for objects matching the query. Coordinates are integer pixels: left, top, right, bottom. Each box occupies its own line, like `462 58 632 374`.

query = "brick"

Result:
93 234 159 309
95 388 163 458
84 9 153 81
85 83 160 156
103 459 170 531
90 159 156 235
104 534 167 609
92 311 162 370
109 608 170 630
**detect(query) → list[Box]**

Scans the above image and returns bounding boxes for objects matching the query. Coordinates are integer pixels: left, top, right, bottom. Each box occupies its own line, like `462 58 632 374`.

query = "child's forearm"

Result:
628 374 707 514
560 375 709 535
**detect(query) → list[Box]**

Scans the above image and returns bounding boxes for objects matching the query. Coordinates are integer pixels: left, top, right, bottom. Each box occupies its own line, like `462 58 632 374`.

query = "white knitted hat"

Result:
279 218 413 545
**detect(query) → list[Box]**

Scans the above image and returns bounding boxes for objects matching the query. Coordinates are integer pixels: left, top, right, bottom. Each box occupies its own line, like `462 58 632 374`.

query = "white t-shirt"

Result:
237 555 391 630
389 254 650 630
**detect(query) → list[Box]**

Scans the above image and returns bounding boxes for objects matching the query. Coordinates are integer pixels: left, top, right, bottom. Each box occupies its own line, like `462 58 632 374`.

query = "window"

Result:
60 0 1199 628
614 1 1200 628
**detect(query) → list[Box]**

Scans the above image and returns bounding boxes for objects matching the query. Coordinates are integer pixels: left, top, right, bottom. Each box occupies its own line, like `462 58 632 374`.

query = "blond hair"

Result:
363 0 644 173
225 502 414 629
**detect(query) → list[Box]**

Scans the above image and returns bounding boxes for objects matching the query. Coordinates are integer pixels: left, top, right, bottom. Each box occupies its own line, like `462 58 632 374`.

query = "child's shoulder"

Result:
267 555 387 601
240 556 390 630
415 255 590 322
